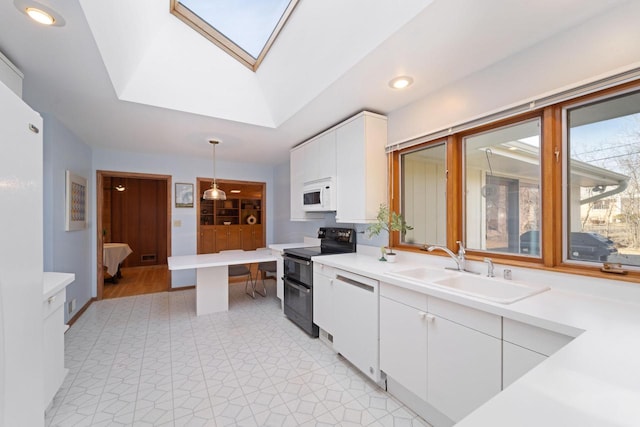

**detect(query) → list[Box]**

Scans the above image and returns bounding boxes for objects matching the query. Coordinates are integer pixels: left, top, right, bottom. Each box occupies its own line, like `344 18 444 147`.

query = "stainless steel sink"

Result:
431 275 549 304
386 267 549 304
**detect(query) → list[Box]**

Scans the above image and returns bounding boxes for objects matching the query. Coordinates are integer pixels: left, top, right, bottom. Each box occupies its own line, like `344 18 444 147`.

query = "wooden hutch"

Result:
197 178 265 254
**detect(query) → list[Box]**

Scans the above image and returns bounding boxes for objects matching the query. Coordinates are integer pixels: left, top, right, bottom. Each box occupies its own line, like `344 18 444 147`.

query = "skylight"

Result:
170 0 299 71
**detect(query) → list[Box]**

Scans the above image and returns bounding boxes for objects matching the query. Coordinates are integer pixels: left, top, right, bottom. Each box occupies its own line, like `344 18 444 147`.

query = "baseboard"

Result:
66 297 96 329
170 285 195 291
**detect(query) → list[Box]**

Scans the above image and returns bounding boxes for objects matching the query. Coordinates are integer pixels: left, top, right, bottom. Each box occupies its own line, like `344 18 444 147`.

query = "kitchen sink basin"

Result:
386 266 458 283
431 275 549 304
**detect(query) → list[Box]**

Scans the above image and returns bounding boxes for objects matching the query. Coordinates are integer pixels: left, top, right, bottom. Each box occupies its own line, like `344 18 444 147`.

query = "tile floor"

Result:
45 280 431 426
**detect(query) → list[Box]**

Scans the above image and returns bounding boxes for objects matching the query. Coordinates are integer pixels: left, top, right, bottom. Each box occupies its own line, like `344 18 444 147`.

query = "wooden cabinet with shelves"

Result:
197 179 266 253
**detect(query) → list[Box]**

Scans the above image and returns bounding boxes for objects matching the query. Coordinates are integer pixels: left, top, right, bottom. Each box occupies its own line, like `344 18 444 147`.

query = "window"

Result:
401 143 447 247
170 0 299 70
392 79 640 280
463 119 541 256
566 89 640 266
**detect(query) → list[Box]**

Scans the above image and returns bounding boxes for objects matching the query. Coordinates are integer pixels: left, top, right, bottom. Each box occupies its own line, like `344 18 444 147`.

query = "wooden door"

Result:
240 226 253 250
111 177 168 267
252 224 264 249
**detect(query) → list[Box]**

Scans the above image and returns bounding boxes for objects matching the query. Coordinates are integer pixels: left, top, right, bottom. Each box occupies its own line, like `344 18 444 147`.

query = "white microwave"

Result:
303 178 336 211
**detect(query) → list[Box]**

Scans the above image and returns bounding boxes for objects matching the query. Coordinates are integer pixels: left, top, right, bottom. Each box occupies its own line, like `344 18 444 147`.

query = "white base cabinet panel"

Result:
312 264 335 334
503 341 547 388
380 296 428 401
427 315 502 422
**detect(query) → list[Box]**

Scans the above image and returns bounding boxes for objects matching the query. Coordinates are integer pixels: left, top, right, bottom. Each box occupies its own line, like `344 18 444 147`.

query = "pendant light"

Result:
203 139 226 200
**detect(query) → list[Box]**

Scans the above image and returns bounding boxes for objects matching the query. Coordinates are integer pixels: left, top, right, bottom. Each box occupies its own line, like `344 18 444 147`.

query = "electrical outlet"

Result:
69 298 76 314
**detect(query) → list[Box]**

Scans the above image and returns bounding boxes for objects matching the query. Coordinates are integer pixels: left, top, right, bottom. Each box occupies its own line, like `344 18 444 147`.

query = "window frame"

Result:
390 79 640 283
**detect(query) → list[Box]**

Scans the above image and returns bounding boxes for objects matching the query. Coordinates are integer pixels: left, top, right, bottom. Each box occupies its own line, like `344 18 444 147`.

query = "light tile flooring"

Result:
46 280 431 426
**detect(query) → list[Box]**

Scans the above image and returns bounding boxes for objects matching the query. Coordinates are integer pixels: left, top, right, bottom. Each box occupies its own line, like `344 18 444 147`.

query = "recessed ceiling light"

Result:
389 76 414 90
14 0 66 27
26 7 54 25
230 190 241 193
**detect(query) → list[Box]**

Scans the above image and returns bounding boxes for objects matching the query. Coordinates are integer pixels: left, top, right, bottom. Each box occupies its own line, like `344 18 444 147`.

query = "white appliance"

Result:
0 81 44 427
302 177 336 212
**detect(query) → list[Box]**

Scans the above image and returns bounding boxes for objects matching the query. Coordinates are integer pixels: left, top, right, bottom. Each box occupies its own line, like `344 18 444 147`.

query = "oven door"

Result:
283 277 318 337
283 254 312 284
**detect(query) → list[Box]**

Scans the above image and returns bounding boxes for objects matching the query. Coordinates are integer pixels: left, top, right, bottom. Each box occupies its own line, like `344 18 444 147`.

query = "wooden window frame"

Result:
390 79 640 283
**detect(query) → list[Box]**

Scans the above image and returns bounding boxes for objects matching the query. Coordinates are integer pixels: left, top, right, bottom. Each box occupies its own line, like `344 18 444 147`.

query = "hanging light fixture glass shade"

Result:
203 139 226 200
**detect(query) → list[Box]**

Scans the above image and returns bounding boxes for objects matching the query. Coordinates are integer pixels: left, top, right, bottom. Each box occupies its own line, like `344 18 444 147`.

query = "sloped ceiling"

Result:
0 0 630 164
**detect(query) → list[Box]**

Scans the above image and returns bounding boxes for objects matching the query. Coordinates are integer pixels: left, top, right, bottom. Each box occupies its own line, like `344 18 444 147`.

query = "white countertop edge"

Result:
168 252 277 270
43 272 75 301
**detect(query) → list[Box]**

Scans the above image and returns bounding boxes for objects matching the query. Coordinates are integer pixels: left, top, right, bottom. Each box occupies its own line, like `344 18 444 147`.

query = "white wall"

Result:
388 1 640 145
43 114 93 323
92 148 276 289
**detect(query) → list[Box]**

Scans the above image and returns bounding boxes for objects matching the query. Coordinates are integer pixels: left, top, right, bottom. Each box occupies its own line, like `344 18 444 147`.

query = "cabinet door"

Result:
228 226 241 249
214 226 229 251
199 227 216 254
240 226 254 250
503 341 546 389
313 130 337 180
290 147 306 220
335 114 387 223
252 224 264 249
312 270 334 333
427 316 502 422
380 296 428 401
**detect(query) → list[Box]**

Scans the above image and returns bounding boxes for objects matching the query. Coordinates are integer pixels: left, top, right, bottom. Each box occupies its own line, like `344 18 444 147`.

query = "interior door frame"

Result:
96 170 173 300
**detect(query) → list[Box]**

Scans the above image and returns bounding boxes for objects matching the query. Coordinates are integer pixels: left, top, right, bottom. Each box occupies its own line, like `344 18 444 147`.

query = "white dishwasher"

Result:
332 269 381 383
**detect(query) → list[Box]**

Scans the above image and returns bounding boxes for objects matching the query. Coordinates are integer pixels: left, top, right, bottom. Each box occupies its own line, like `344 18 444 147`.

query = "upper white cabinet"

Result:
290 111 387 222
335 112 387 223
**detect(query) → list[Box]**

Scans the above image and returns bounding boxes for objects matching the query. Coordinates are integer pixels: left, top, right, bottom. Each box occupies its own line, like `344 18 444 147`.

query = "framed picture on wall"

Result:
65 170 88 231
175 182 194 208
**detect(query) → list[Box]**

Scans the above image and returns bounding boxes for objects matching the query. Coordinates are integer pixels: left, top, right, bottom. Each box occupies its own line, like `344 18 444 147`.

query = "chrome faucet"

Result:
427 241 467 272
484 257 495 277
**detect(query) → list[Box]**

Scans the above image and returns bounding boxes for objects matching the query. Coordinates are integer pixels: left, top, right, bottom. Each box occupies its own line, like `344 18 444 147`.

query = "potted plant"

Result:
367 204 413 262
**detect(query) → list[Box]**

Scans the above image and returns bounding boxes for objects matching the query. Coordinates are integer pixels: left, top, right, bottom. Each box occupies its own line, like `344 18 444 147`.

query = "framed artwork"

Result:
65 170 87 231
175 182 194 208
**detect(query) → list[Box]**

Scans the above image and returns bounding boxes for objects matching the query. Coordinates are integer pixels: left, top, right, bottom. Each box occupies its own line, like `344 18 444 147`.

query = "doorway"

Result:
97 171 172 300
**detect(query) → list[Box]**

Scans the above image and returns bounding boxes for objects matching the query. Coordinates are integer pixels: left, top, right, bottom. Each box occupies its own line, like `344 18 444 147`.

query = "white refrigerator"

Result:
0 81 44 426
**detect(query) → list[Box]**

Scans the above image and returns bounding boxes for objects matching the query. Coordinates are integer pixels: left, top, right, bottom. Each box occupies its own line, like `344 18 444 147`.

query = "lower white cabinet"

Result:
503 341 547 388
380 295 428 401
427 313 502 422
271 249 284 305
312 264 335 334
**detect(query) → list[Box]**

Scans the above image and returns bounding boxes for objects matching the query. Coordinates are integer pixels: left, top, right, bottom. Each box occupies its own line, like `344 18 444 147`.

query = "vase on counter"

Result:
386 252 397 263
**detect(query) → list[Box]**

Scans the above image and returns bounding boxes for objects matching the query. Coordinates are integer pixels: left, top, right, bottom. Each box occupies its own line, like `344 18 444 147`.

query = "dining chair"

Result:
219 250 255 298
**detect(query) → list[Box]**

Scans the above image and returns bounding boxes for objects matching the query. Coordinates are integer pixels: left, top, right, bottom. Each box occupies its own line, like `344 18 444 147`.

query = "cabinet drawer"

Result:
314 263 336 278
42 289 65 319
503 318 573 356
429 297 501 339
380 282 428 311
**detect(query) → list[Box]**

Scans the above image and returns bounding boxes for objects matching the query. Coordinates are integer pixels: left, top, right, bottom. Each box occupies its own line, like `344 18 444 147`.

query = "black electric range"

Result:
282 227 356 337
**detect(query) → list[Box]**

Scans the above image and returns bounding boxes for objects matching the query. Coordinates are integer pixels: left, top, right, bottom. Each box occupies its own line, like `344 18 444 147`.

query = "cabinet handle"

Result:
426 313 435 322
48 296 56 304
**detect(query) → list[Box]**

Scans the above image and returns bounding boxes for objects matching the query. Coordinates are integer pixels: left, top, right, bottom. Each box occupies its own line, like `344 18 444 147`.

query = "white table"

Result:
103 243 133 276
168 250 277 315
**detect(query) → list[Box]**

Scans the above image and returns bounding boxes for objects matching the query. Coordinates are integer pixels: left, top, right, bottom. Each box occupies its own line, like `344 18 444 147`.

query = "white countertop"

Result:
168 250 277 270
312 251 640 427
43 272 75 301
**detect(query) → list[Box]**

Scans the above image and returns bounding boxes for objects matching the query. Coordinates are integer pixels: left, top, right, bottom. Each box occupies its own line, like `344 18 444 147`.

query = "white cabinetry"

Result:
427 298 502 423
335 112 387 223
270 249 285 305
502 318 573 388
380 285 429 401
312 263 335 334
290 111 387 222
43 273 74 410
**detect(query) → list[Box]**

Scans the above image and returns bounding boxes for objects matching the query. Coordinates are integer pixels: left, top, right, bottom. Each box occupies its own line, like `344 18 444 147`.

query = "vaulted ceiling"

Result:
0 0 629 164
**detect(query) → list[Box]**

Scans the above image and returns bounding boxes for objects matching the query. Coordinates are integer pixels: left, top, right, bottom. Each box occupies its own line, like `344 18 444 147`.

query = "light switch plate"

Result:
173 220 182 227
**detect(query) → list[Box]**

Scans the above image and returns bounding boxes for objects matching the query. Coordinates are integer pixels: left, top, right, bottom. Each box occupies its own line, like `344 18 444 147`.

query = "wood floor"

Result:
103 264 169 299
102 263 267 299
